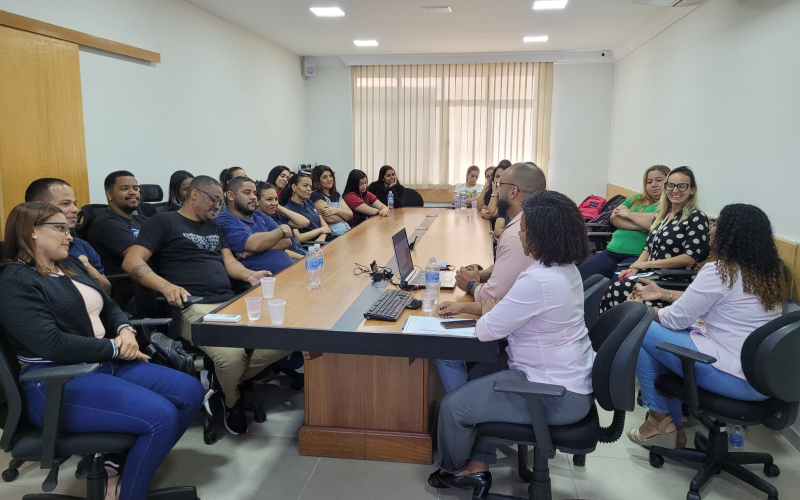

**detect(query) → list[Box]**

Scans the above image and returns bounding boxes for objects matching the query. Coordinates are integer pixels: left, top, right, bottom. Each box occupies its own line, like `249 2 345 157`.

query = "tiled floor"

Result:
2 374 799 500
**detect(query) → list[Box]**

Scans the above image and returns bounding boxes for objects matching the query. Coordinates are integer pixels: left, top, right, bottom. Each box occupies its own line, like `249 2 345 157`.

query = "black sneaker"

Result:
223 400 249 435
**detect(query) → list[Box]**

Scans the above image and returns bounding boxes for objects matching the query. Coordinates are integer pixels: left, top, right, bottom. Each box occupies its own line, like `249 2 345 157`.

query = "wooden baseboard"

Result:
299 425 433 464
415 188 455 203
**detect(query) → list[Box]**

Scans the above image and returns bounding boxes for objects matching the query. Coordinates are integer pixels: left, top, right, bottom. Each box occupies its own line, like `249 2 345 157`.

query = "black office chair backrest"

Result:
0 328 24 452
583 275 610 332
139 184 164 203
75 204 110 240
404 188 424 207
741 311 800 403
590 301 651 413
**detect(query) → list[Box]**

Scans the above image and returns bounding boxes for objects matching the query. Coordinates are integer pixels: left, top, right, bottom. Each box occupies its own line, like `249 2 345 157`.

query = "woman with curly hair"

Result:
626 204 787 449
428 190 593 495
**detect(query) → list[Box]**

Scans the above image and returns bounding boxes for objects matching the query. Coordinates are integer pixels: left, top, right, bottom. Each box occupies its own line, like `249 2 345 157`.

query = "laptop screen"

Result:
391 228 415 280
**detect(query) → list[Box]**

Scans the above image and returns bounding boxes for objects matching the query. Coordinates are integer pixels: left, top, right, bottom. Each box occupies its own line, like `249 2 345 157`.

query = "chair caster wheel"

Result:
253 411 267 423
649 452 664 469
572 454 586 467
2 468 19 482
203 432 217 445
764 463 780 477
687 491 701 500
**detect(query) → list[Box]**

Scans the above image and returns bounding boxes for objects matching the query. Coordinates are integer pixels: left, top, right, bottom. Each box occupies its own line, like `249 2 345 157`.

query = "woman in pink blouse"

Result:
429 190 593 494
626 204 787 449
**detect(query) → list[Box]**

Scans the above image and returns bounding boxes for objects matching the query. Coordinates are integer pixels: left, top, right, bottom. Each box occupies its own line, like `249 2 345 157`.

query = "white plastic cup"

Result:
268 299 286 325
245 297 262 321
471 201 477 211
260 277 276 298
421 290 437 312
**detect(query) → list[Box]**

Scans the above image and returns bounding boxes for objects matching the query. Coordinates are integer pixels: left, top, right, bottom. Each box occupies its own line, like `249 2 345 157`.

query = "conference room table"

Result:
192 207 498 464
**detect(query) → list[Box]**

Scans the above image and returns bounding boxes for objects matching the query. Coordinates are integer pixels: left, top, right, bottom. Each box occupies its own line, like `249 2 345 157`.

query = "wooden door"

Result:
0 25 89 233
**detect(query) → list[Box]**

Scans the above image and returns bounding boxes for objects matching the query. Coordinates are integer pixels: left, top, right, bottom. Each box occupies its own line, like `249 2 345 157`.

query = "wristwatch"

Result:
466 280 478 296
280 225 290 236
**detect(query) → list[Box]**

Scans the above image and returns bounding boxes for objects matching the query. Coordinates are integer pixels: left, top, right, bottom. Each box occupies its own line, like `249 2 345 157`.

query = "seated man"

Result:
87 170 149 305
216 176 294 275
25 178 111 294
436 162 546 392
122 175 290 435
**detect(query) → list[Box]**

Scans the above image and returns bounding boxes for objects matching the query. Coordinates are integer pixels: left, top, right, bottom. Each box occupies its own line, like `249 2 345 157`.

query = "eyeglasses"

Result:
665 182 690 192
497 182 518 190
198 189 223 208
34 222 71 236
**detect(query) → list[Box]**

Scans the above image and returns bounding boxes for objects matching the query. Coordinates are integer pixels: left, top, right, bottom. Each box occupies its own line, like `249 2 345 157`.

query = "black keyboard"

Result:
364 290 413 321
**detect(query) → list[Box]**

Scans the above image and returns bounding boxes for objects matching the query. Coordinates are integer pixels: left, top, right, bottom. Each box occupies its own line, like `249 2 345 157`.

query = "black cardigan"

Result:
0 258 127 365
367 181 406 209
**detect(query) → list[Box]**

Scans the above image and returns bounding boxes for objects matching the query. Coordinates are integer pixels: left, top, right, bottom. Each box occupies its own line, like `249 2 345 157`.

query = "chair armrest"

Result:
129 319 172 328
588 232 614 238
585 223 609 229
155 295 204 308
655 343 716 365
655 342 716 412
492 379 566 458
653 269 695 278
105 272 130 280
20 363 100 469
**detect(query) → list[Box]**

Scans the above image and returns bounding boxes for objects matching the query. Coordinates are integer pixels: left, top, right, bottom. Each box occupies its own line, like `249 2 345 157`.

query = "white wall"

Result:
608 0 800 240
548 63 616 203
304 67 354 181
0 0 306 203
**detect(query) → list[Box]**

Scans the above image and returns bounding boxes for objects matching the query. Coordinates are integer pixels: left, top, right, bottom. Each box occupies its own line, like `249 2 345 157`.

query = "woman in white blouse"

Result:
627 204 788 449
453 165 484 203
429 190 594 495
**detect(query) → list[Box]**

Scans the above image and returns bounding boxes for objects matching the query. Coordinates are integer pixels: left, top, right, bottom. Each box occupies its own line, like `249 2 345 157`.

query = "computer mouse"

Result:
406 299 422 310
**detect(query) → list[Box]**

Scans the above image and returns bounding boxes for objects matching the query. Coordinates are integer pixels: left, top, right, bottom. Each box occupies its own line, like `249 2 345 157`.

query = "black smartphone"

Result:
441 319 477 329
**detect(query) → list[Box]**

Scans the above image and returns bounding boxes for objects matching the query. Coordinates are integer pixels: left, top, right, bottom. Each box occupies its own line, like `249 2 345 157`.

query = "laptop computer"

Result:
391 228 456 288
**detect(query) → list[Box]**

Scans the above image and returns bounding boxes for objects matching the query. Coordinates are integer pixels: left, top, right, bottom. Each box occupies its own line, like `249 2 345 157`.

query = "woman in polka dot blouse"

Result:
599 167 709 313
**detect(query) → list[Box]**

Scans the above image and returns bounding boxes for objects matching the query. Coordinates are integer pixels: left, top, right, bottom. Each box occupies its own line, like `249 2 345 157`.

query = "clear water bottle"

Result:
305 245 320 289
314 243 324 286
387 191 394 212
729 425 745 449
425 257 440 304
454 192 461 209
460 192 467 211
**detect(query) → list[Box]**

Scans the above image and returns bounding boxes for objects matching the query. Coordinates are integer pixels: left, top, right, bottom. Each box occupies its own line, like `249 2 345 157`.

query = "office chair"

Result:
647 311 800 500
139 184 168 215
583 275 610 332
0 329 198 500
404 188 424 207
469 301 652 500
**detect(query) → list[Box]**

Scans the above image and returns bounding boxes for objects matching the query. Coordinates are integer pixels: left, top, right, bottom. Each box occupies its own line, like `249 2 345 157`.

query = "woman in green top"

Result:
578 165 670 280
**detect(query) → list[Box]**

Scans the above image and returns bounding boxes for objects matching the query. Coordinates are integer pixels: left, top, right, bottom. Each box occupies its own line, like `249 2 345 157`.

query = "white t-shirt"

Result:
454 183 483 199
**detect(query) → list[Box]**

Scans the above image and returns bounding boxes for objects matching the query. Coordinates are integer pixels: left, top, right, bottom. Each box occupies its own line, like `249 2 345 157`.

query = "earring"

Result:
33 235 37 240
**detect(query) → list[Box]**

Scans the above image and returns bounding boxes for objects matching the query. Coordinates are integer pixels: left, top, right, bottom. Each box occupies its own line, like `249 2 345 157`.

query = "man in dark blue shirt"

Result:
25 178 111 294
216 177 294 275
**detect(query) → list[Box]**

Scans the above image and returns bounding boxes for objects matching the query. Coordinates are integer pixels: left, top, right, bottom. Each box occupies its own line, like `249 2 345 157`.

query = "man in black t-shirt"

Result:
123 176 290 436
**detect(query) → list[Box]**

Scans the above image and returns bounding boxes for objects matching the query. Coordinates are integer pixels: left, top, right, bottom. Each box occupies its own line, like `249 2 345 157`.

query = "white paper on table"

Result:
402 316 477 337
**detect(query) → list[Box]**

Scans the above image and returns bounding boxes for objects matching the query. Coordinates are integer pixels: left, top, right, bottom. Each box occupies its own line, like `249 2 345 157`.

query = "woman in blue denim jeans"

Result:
0 202 204 500
626 204 787 449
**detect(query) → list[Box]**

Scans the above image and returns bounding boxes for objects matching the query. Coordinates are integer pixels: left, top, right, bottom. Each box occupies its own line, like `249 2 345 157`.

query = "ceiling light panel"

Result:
523 36 549 43
532 0 568 10
423 6 453 14
310 7 345 17
353 40 379 47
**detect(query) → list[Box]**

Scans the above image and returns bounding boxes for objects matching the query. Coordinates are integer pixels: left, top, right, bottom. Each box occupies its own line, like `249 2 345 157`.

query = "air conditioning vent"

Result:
630 0 708 7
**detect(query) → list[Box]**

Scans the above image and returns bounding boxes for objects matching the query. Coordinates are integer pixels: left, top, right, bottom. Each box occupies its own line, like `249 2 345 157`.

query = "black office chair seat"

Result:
11 430 137 462
477 404 601 454
655 375 786 425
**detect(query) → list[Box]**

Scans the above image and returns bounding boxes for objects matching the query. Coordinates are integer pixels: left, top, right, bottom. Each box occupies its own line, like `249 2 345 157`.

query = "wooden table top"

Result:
191 207 498 361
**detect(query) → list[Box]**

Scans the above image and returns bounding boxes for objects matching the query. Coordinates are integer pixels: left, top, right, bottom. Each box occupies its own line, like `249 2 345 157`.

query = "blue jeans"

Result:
435 359 468 393
21 360 204 500
578 249 637 281
637 321 767 426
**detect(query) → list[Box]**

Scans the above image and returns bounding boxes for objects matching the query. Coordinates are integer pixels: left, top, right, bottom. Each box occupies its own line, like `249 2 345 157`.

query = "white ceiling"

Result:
186 0 670 58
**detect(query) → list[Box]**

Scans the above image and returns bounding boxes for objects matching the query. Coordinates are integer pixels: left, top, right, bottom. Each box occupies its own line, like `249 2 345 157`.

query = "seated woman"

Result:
0 202 204 500
219 166 247 193
367 165 406 208
278 173 332 243
599 166 710 313
626 203 786 449
481 165 508 239
428 190 593 493
266 165 292 197
453 165 484 203
166 170 193 212
341 169 388 226
475 166 494 213
310 165 352 237
578 165 669 280
256 181 308 258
